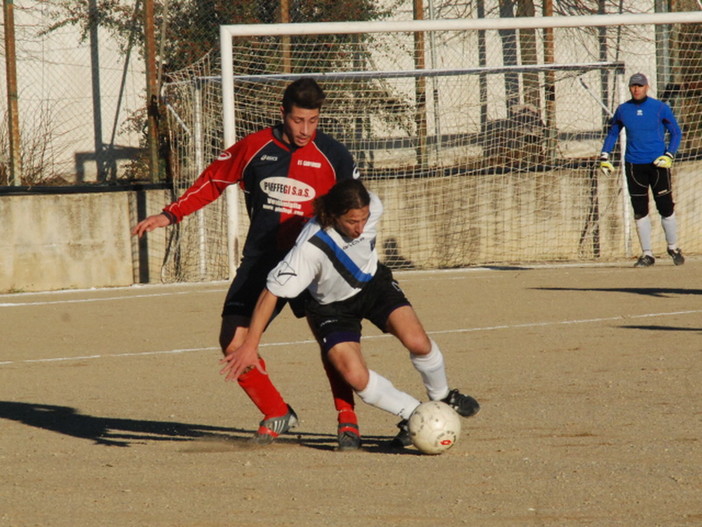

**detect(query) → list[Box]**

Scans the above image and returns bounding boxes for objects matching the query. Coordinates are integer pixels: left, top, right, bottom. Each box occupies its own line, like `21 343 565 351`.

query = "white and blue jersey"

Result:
601 96 682 164
267 192 382 305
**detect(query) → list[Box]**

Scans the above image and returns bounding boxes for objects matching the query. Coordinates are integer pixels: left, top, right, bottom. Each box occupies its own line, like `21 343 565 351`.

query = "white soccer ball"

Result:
408 401 461 455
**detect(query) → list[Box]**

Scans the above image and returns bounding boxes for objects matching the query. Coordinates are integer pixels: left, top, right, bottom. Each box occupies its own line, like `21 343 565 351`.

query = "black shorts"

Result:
625 162 672 197
625 162 675 217
305 263 411 353
221 253 305 321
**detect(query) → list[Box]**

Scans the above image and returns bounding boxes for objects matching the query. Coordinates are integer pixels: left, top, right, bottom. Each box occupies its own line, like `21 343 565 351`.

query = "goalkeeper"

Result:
599 72 684 267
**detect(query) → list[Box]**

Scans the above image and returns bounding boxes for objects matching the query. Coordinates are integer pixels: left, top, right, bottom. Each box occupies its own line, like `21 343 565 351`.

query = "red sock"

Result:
321 352 358 428
237 358 289 419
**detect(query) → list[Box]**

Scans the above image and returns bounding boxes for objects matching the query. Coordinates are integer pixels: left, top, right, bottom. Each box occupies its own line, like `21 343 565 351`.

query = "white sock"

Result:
410 339 450 401
661 213 678 249
635 215 653 255
356 370 420 420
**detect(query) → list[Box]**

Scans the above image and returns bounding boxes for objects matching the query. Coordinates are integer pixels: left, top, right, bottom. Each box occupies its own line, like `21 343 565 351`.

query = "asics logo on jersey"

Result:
260 154 278 161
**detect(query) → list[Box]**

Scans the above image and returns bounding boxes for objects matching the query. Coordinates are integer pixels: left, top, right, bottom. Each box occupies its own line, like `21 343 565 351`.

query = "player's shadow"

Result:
295 430 419 455
535 286 702 298
0 401 414 454
0 401 245 447
622 325 702 333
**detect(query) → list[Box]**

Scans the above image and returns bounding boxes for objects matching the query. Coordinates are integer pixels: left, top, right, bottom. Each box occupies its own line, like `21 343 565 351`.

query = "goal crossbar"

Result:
220 11 702 39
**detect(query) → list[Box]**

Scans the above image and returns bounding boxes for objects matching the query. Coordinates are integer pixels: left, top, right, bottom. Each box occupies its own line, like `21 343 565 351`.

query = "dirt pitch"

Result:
1 259 701 527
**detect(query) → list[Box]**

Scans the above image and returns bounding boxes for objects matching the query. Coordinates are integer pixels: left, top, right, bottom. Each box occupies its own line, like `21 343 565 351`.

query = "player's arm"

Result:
599 110 623 174
219 288 279 381
663 104 682 156
653 105 682 168
220 226 320 380
131 141 248 237
131 211 175 238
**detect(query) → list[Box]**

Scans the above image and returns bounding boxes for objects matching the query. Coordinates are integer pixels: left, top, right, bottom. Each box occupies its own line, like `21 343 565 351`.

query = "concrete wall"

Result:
0 190 170 293
2 160 700 293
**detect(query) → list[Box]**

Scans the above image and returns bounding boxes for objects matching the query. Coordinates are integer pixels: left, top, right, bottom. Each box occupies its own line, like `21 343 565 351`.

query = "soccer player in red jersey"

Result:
133 78 361 449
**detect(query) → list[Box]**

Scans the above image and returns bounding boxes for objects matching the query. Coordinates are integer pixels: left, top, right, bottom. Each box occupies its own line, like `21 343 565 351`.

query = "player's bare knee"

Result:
329 361 368 391
405 333 432 356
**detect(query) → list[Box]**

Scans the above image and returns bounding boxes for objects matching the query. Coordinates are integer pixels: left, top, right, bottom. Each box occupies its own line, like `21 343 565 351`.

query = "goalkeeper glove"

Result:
599 153 614 175
653 152 674 169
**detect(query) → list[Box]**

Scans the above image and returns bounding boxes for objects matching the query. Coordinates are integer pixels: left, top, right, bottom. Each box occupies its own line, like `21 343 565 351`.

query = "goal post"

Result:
159 11 702 281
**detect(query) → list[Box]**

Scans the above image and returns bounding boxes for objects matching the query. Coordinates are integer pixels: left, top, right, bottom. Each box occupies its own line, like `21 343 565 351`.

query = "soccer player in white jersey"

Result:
220 179 480 449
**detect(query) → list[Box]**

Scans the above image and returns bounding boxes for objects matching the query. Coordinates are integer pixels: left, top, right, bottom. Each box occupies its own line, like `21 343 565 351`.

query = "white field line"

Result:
1 308 699 367
0 289 224 307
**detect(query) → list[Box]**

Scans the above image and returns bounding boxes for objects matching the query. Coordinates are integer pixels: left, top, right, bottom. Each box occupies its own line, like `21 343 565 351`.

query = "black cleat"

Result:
634 255 655 267
667 248 685 266
390 419 412 449
442 389 480 418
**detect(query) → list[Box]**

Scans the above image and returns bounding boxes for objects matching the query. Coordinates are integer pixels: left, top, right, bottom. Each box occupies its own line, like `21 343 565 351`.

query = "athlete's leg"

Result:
220 316 289 422
326 340 420 420
307 319 358 432
661 211 678 248
627 163 654 258
650 166 679 250
218 257 293 435
366 265 479 416
385 306 449 401
635 215 653 256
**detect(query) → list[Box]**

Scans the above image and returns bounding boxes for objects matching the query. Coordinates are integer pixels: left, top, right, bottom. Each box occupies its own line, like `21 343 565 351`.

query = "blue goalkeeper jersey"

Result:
601 96 682 164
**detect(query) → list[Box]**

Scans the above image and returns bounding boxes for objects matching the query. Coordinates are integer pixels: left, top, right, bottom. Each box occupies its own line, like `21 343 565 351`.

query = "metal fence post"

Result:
3 0 22 185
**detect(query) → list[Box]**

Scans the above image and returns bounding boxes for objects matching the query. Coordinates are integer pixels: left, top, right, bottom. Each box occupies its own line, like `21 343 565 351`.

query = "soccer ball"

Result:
408 401 461 455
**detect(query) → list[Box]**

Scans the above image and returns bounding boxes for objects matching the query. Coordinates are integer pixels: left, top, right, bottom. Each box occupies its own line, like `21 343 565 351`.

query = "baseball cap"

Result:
629 73 648 86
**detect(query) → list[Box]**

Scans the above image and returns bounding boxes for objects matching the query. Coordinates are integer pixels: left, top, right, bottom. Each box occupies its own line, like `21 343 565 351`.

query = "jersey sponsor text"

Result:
261 177 316 203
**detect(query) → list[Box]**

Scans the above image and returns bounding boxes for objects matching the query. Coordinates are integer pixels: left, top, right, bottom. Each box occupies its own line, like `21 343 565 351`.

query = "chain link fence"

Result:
2 1 701 280
1 1 149 185
0 0 410 186
4 1 697 188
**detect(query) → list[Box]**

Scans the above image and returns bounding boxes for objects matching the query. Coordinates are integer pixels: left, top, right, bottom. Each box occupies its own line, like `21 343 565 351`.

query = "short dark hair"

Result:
314 179 369 229
282 78 326 113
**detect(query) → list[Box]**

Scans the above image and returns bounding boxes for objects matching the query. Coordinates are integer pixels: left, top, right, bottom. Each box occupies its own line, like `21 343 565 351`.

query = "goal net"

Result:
161 12 702 281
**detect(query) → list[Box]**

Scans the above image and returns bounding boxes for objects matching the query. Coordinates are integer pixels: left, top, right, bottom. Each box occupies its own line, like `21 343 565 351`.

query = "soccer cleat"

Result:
250 405 298 445
390 419 412 449
634 255 655 268
441 389 481 418
337 423 361 451
667 248 685 266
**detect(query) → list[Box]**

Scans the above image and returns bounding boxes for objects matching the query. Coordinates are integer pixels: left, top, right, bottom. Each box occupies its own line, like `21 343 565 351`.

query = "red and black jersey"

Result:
163 124 358 261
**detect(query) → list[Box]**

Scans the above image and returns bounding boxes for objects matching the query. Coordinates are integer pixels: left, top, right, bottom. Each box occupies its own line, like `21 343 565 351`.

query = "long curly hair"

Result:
314 179 370 229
